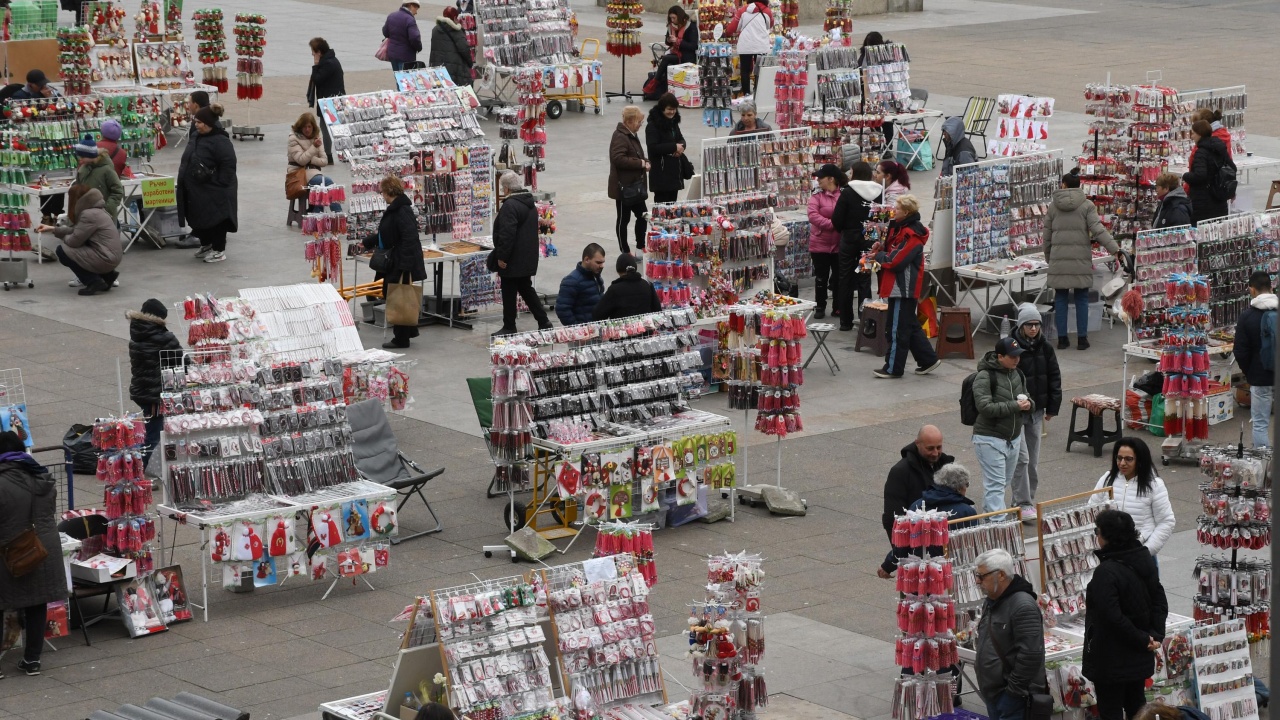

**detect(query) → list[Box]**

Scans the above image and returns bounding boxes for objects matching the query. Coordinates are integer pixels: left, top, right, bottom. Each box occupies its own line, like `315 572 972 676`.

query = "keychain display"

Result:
1189 619 1261 720
133 41 193 91
697 43 732 127
1129 225 1198 340
952 152 1060 268
684 552 765 720
93 415 157 574
232 13 265 100
193 8 230 91
1196 214 1271 331
593 521 657 586
1158 273 1213 441
604 0 643 57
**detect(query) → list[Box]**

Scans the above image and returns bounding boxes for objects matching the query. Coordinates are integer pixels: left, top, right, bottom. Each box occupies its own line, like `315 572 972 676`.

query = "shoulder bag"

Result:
3 485 48 578
375 38 391 62
285 165 309 200
369 231 392 274
385 274 423 326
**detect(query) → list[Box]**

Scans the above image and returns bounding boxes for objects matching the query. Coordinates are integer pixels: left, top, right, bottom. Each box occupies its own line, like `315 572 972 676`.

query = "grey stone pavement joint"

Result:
0 0 1275 718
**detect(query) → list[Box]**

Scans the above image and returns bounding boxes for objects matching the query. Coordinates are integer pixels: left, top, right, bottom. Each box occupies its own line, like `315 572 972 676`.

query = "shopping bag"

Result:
895 137 934 172
374 38 390 62
384 281 422 326
917 297 939 339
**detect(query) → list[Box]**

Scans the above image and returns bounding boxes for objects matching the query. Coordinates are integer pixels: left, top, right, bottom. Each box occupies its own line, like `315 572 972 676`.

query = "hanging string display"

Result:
193 8 229 92
593 522 657 586
232 13 265 100
605 0 643 57
1159 273 1212 440
93 415 157 573
688 552 766 720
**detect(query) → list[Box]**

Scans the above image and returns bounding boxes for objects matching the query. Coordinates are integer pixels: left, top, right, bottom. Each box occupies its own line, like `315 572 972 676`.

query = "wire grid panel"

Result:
31 446 74 514
0 367 26 408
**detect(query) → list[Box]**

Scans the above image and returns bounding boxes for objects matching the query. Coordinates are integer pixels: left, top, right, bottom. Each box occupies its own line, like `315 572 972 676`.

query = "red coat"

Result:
874 212 928 300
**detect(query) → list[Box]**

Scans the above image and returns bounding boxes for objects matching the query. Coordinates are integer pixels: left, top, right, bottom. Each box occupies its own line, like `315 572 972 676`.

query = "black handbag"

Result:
369 232 391 274
988 624 1053 720
680 154 695 180
620 178 647 207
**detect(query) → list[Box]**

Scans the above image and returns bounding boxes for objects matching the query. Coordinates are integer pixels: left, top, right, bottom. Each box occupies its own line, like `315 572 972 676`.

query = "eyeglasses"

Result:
1117 455 1137 463
974 569 1000 582
1023 322 1041 328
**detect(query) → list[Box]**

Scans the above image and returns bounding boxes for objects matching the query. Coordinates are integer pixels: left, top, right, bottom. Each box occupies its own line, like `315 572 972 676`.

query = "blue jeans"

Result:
142 410 164 470
1054 287 1090 339
985 691 1026 720
307 175 343 212
973 434 1021 514
391 60 409 71
1251 385 1273 448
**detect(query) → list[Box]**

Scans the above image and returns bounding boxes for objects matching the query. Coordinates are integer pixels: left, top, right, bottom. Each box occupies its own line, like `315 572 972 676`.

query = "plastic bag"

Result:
62 423 99 476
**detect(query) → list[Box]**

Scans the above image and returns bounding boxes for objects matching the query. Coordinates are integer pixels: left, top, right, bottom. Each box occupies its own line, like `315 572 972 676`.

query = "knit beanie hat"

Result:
194 106 219 128
141 298 168 319
100 119 123 141
190 90 210 108
1015 303 1041 330
74 134 98 158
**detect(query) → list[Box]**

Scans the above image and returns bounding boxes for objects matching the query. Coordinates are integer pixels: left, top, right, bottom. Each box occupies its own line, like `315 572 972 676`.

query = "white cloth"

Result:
1089 472 1176 555
735 5 772 55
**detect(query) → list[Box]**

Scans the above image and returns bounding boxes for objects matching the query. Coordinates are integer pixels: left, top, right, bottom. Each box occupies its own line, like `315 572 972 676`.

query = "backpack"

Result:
1261 308 1277 372
959 370 996 426
1209 155 1238 202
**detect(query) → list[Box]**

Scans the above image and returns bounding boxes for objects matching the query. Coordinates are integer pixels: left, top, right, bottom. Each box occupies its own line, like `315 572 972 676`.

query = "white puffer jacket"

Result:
733 4 772 56
1088 472 1176 555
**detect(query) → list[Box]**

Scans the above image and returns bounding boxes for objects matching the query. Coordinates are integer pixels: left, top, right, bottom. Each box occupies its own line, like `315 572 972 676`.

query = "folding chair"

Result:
58 514 110 646
961 96 996 158
345 399 445 543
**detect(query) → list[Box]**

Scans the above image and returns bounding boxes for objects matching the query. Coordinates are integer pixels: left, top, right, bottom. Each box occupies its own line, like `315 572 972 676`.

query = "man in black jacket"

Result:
307 38 345 159
877 424 952 577
1011 304 1061 522
974 548 1046 720
1234 271 1277 448
127 298 182 468
593 254 663 320
493 172 552 335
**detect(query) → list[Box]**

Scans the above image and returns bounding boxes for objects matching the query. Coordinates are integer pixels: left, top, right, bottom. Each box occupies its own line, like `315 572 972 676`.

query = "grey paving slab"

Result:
159 654 296 693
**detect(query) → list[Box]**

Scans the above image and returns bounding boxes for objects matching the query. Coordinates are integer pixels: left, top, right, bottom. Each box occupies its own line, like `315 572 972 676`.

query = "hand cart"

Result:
544 39 603 118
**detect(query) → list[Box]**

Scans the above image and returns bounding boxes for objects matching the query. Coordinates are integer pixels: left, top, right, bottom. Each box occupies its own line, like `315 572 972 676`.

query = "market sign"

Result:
141 177 176 209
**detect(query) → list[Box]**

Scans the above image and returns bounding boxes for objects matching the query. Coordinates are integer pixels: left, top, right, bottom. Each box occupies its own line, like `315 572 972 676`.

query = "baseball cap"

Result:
995 336 1024 357
26 69 47 87
813 163 842 180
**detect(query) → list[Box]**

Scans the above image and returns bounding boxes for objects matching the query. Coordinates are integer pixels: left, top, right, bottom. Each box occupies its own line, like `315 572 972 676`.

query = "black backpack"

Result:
1209 154 1238 202
959 370 995 426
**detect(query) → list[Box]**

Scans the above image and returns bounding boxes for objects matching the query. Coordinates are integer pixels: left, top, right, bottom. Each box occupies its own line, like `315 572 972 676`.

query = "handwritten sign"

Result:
140 177 176 209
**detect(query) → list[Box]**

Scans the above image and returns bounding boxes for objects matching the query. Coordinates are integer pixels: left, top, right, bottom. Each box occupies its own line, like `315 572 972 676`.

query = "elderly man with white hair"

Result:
492 170 552 336
973 548 1046 720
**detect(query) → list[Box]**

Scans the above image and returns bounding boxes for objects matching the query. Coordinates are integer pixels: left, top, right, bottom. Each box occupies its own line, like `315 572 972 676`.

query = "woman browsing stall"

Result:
644 94 690 204
1087 438 1175 557
361 176 426 349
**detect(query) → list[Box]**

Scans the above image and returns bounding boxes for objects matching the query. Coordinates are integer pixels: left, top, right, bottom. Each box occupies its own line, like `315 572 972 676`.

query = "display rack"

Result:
685 552 763 720
990 93 1054 158
888 509 957 720
1190 619 1261 720
1033 488 1112 625
951 149 1063 269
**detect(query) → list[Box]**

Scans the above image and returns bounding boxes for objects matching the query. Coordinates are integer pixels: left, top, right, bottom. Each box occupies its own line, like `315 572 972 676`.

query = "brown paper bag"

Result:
385 281 422 326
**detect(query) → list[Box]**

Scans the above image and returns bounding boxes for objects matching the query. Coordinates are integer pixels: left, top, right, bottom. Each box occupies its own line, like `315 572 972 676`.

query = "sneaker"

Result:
915 359 943 375
16 660 39 676
193 245 212 259
1078 336 1090 350
1020 506 1037 523
813 308 826 320
203 251 226 263
1057 336 1070 350
873 368 901 379
68 278 83 287
173 235 202 249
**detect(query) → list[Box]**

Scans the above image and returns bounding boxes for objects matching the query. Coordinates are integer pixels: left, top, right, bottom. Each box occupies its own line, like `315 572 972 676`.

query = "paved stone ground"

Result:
0 0 1275 718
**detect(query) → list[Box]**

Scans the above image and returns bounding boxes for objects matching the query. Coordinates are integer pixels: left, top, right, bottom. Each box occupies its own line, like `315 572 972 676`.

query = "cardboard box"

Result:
1207 390 1235 425
70 554 136 584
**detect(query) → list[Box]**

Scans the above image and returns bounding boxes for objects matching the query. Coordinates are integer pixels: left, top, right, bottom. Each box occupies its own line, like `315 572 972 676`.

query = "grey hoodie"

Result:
939 116 976 175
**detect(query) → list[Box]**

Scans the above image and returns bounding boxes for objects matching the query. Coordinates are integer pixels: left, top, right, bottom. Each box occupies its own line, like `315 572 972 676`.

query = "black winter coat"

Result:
429 18 473 87
493 192 540 278
1234 294 1277 388
361 194 425 282
1153 188 1192 229
1082 542 1168 683
645 106 688 194
0 458 64 611
831 184 879 253
127 311 182 410
593 273 663 320
176 126 238 232
555 264 604 326
881 442 955 534
1183 135 1232 225
1014 330 1062 416
308 50 346 106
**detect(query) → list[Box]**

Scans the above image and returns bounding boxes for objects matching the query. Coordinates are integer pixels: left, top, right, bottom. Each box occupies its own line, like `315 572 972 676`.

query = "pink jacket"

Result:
807 189 841 253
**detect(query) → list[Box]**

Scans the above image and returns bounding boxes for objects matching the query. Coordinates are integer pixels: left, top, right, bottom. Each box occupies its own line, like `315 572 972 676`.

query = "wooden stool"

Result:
286 195 306 228
935 307 975 359
854 303 890 357
1267 180 1280 210
1067 397 1123 457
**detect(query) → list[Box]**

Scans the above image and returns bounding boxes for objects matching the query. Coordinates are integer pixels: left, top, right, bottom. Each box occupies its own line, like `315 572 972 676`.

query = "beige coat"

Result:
53 188 122 275
1043 188 1117 290
287 131 330 181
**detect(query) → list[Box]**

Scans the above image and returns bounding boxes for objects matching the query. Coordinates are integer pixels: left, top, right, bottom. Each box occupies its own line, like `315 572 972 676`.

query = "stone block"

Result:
505 527 556 561
762 486 807 516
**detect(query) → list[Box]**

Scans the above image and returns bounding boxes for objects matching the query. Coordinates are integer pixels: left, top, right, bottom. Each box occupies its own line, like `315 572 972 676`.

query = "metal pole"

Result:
116 357 125 415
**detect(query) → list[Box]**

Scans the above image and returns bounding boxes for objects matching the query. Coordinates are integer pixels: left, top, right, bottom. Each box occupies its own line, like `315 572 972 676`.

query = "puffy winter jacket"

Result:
0 457 65 612
940 116 977 176
882 179 909 207
645 105 688 194
1013 307 1062 416
593 272 663 320
287 130 330 181
493 192 540 278
1183 134 1233 225
52 188 121 275
974 575 1046 703
176 125 238 232
1088 472 1176 555
806 189 840 254
1043 188 1117 290
910 485 977 526
127 310 182 409
1082 542 1168 683
831 181 882 252
76 150 125 219
972 350 1030 442
383 7 423 63
726 1 772 55
729 118 772 136
96 138 129 177
429 17 473 87
666 20 698 64
1234 292 1277 388
874 211 927 300
1153 187 1192 229
555 264 604 326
